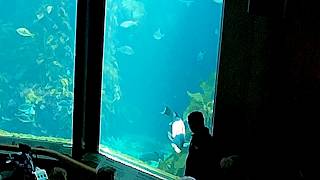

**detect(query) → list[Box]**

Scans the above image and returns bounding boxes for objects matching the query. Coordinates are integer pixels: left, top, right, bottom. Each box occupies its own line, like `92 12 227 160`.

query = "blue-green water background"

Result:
0 0 76 137
100 0 223 175
0 0 223 177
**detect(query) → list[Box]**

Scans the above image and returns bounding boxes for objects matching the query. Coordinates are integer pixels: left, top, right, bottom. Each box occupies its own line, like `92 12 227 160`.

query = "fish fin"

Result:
171 143 182 153
167 132 173 141
161 106 174 118
183 142 190 148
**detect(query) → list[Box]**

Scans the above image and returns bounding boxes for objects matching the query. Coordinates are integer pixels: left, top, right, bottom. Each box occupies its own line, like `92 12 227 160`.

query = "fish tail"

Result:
161 106 174 118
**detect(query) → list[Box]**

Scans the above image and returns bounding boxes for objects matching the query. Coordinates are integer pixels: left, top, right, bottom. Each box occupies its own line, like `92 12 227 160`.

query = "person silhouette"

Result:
184 111 212 180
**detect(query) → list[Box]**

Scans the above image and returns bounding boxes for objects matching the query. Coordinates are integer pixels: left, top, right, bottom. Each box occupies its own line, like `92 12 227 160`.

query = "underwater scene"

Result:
0 0 75 139
100 0 224 178
0 0 223 179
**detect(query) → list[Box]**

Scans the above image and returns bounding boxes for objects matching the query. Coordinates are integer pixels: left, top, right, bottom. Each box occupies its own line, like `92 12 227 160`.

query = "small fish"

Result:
53 60 63 68
60 77 69 87
120 20 138 28
212 0 223 4
52 24 58 30
44 84 52 89
177 0 194 7
46 5 53 14
117 45 135 55
36 13 45 20
153 28 165 40
51 44 59 50
1 116 12 121
59 7 68 18
40 104 45 110
32 122 40 128
196 50 206 62
46 35 53 44
62 21 72 30
16 27 35 37
59 36 65 44
57 100 72 108
36 58 45 64
8 99 16 106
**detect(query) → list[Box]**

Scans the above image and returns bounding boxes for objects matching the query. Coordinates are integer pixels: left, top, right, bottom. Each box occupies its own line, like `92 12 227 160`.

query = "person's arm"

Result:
184 143 195 177
184 154 193 177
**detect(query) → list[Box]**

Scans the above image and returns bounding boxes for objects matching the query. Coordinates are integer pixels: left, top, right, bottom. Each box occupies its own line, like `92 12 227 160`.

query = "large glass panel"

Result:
0 0 76 145
100 0 224 178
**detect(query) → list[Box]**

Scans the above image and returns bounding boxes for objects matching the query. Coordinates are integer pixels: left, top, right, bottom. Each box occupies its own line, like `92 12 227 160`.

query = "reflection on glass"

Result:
0 0 76 143
100 0 223 178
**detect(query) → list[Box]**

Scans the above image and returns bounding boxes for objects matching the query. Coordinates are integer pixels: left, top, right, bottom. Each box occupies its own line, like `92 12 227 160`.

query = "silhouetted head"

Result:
96 166 115 180
187 111 205 133
48 167 67 180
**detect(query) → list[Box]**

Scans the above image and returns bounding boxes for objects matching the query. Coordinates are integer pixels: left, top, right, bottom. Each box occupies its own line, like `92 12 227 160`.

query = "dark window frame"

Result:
72 0 226 161
72 0 106 159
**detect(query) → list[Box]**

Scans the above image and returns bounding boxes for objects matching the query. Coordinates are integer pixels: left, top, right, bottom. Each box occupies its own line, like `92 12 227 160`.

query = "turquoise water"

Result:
100 0 223 177
0 0 76 138
0 0 223 178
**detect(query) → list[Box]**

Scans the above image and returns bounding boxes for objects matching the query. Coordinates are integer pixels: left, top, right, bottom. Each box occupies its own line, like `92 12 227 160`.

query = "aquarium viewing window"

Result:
0 1 76 147
100 0 224 178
